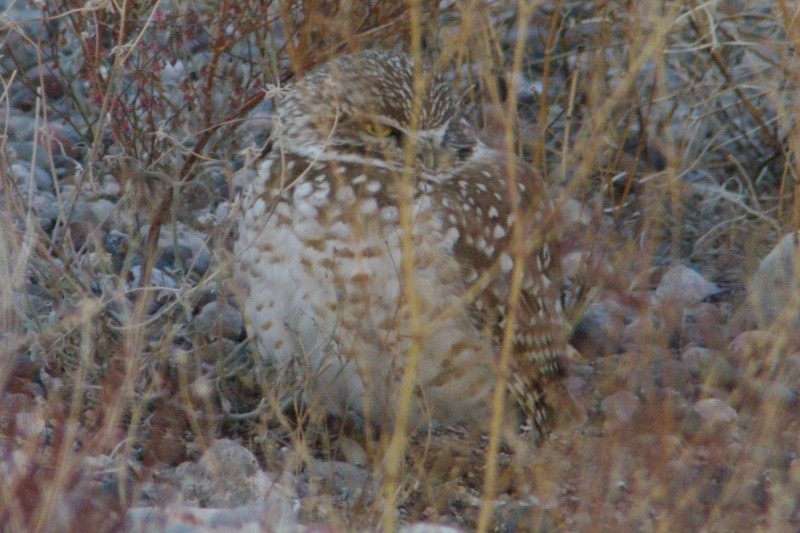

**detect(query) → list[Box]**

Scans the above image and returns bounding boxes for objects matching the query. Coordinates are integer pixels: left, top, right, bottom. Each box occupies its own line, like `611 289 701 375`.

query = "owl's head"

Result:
274 50 477 172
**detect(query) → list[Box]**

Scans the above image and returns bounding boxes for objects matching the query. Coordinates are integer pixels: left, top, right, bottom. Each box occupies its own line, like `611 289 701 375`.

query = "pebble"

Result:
144 222 213 276
681 346 737 389
655 265 721 309
336 436 368 468
693 398 737 425
681 303 727 349
650 359 693 396
305 458 377 503
156 244 212 277
728 330 777 380
571 298 628 357
2 111 37 140
89 198 116 224
681 346 714 377
757 382 798 413
601 391 640 426
621 312 669 351
783 353 800 386
37 121 82 160
7 140 53 171
130 265 178 290
192 301 244 341
127 501 297 532
749 232 800 331
400 524 466 533
25 64 68 100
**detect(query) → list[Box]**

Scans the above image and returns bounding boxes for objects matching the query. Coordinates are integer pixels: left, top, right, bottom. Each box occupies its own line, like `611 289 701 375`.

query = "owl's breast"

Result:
236 157 441 363
235 152 503 427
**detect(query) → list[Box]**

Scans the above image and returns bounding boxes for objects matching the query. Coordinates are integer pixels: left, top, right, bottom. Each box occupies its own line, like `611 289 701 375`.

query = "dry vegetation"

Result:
1 0 800 531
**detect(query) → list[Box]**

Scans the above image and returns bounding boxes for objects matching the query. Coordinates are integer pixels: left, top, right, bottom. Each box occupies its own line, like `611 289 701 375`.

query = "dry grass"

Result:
1 0 799 531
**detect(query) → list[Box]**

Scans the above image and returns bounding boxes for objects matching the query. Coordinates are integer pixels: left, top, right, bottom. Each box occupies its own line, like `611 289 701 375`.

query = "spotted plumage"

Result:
234 50 568 435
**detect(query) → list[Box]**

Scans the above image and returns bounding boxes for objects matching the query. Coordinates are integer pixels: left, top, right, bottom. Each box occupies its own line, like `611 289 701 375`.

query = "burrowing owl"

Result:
235 50 568 435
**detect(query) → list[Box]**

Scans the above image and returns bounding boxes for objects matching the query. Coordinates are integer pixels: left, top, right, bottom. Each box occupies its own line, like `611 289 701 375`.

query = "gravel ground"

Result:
2 1 799 531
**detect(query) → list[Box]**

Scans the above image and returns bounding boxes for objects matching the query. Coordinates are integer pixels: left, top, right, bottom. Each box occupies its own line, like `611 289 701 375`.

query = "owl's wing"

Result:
433 149 571 433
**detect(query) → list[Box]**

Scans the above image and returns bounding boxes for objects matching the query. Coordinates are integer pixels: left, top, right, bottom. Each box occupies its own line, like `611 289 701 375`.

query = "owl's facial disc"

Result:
414 117 477 171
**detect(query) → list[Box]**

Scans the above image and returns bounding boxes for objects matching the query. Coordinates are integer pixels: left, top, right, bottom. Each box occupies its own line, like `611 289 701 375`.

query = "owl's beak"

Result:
416 136 440 171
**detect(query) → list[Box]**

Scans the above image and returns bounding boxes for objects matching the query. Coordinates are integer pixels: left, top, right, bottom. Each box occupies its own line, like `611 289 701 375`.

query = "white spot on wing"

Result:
294 181 313 199
329 221 351 239
359 198 378 214
500 252 514 273
252 198 266 218
380 206 399 223
309 186 330 206
444 226 460 248
295 200 317 218
336 186 356 204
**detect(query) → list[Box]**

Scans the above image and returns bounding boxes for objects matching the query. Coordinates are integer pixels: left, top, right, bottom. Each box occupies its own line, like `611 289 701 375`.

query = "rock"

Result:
9 163 39 196
650 359 693 396
126 500 297 532
193 301 244 341
193 338 238 366
728 330 777 381
156 245 211 277
681 346 737 389
25 63 68 100
37 121 83 160
99 174 121 197
400 524 466 533
570 298 628 357
49 199 98 251
729 330 774 360
491 499 560 533
749 232 800 332
681 346 714 377
621 312 671 352
647 387 690 427
337 436 368 468
601 391 640 426
183 167 229 213
681 303 727 349
7 141 53 177
89 198 116 224
4 393 45 441
103 230 130 271
693 398 737 425
169 439 292 511
130 265 177 290
757 382 798 414
783 353 800 387
655 265 720 309
200 439 259 473
305 458 377 503
2 111 37 141
566 374 591 403
10 162 48 195
684 398 740 442
143 222 213 276
560 198 591 230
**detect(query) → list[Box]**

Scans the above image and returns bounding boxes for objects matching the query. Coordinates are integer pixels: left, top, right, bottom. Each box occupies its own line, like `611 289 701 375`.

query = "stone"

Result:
655 265 720 309
749 232 800 332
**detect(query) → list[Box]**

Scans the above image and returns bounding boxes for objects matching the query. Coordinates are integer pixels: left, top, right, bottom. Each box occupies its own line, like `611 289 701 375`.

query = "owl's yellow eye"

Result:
363 122 394 137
